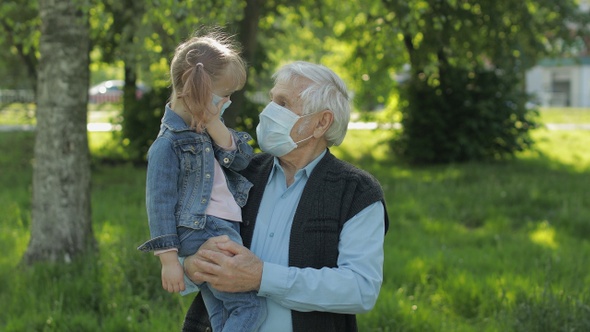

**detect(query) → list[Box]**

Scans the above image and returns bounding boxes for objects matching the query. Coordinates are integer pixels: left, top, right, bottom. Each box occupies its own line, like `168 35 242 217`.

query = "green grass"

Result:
538 107 590 124
0 103 120 125
1 114 590 331
333 128 590 331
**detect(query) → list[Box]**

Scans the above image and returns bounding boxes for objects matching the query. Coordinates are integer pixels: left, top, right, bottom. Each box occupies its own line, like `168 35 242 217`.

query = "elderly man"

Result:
182 61 389 332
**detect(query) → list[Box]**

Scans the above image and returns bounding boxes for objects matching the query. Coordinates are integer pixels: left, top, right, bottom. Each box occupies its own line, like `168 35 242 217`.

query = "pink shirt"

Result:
205 156 242 222
155 136 242 256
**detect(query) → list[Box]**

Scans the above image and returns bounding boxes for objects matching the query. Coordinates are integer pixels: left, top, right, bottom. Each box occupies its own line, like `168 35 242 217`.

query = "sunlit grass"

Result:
0 103 120 125
333 128 590 331
521 128 590 171
0 104 36 125
538 107 590 124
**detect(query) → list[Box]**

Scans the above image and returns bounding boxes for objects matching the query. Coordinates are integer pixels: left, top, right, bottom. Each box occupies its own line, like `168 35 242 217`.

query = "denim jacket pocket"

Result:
178 213 207 230
224 169 253 207
179 143 202 172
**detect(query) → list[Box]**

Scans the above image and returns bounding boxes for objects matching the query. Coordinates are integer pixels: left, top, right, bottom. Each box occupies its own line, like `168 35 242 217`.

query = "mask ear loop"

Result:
292 112 318 147
294 135 314 146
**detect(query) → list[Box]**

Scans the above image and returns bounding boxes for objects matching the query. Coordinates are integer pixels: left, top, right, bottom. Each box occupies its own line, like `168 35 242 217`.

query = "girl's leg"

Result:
207 286 266 332
199 283 227 332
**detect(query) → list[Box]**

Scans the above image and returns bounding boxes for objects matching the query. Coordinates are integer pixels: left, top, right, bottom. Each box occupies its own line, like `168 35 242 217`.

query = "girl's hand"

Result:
207 96 229 122
159 251 186 293
205 98 233 147
161 261 186 293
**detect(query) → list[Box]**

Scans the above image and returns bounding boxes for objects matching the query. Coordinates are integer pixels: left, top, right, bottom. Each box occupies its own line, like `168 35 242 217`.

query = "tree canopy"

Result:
1 0 587 162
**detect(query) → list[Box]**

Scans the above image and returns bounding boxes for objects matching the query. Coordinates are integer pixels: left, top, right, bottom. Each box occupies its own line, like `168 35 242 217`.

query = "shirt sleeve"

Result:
213 129 253 171
215 134 237 151
178 256 200 296
257 201 386 314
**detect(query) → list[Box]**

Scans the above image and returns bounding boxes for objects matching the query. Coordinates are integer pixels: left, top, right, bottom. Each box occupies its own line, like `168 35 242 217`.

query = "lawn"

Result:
0 108 589 331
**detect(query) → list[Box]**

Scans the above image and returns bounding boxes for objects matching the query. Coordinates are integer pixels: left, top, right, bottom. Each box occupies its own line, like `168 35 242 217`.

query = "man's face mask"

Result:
256 101 314 157
212 94 231 117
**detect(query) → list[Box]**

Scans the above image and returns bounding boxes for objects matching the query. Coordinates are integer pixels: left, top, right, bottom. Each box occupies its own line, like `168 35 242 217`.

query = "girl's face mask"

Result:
212 94 231 117
256 101 314 157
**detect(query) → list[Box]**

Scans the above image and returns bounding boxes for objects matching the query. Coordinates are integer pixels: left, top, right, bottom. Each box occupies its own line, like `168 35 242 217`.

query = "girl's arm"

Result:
207 117 233 149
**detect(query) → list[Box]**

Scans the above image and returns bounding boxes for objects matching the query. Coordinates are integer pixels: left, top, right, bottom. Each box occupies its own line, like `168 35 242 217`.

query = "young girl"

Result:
137 29 265 332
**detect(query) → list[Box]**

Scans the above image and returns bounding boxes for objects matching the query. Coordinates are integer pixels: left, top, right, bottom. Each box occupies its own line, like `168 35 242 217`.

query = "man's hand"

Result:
184 235 263 293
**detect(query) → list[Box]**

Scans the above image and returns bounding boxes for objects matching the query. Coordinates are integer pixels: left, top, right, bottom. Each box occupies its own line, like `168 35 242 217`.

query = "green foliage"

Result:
5 0 586 157
381 0 584 72
118 87 168 162
367 0 585 164
393 65 539 164
0 0 40 89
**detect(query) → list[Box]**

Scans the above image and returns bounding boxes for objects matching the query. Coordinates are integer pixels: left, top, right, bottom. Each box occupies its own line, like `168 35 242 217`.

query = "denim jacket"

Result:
137 105 253 252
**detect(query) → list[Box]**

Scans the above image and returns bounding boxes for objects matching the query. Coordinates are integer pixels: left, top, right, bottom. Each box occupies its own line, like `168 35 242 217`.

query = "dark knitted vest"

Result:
182 150 389 332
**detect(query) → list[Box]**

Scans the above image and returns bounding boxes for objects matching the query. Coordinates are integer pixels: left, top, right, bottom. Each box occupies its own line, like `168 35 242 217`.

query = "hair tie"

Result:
196 62 204 69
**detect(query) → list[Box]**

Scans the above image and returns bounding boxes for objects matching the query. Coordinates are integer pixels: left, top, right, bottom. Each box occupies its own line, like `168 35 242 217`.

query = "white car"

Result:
88 80 148 104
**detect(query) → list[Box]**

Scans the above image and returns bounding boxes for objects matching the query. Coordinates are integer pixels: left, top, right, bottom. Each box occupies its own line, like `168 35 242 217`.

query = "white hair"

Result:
273 61 351 146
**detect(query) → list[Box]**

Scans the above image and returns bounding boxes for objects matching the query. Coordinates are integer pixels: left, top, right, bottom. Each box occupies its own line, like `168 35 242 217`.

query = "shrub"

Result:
393 65 538 164
119 87 169 162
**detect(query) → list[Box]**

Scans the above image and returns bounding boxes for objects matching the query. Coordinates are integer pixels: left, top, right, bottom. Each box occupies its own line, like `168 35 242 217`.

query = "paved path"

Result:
0 123 121 132
0 122 589 132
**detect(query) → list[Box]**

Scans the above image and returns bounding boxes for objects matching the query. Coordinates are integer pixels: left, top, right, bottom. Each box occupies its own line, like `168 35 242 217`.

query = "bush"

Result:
119 87 169 163
393 65 539 164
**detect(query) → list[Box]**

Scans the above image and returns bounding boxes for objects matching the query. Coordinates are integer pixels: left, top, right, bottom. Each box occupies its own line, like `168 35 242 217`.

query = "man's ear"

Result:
314 110 334 137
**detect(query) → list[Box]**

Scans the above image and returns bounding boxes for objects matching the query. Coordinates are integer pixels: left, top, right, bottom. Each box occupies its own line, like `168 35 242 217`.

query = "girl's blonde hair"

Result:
170 28 246 131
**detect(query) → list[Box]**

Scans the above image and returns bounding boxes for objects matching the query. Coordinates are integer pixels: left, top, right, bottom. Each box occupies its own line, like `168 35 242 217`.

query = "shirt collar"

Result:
161 103 193 132
270 149 327 181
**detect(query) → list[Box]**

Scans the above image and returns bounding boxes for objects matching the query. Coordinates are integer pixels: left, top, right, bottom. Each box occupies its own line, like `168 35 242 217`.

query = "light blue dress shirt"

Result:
252 150 385 332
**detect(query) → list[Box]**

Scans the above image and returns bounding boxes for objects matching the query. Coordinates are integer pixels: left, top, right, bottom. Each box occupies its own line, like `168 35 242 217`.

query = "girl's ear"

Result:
314 110 334 137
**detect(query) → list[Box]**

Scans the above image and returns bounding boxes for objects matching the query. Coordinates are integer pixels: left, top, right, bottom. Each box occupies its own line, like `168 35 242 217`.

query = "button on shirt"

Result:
252 150 385 332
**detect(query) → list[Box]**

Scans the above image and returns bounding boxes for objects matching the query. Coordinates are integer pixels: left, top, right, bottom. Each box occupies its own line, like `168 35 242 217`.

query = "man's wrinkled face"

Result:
268 78 318 141
268 78 312 117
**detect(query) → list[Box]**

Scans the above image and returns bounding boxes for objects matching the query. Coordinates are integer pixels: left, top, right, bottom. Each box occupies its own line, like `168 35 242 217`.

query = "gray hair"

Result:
273 61 351 146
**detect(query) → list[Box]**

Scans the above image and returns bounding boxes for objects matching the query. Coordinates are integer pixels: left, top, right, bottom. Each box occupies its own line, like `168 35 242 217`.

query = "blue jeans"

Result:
178 215 266 332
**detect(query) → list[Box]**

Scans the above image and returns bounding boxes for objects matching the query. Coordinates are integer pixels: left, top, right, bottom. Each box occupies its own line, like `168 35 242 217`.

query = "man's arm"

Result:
186 202 386 313
258 202 385 313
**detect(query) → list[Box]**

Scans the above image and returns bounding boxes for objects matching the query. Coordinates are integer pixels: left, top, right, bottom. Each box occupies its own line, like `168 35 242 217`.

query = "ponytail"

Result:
179 60 213 132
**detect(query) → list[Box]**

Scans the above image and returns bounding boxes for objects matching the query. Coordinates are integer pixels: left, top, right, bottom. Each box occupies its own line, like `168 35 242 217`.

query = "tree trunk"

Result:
24 0 95 265
224 0 262 128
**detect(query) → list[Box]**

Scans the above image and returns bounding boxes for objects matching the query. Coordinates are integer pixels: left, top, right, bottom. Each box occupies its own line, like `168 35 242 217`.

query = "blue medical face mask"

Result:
212 94 232 117
256 101 314 157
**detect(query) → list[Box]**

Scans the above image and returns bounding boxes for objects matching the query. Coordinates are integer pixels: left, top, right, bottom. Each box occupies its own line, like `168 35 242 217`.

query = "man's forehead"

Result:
271 78 311 99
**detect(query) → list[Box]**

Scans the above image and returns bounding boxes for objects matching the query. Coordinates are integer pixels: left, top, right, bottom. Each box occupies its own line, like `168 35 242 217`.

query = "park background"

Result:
1 0 590 331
